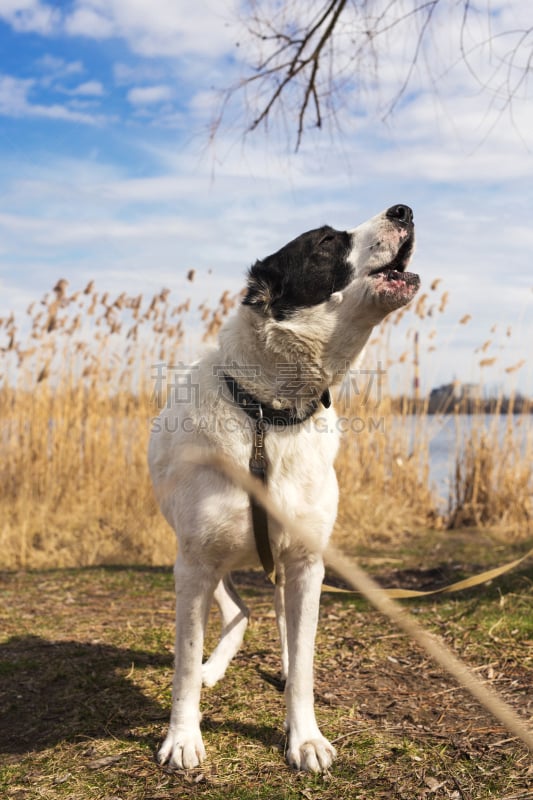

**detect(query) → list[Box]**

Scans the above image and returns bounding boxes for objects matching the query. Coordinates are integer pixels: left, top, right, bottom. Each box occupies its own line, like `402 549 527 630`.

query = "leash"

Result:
181 447 533 751
322 547 533 599
248 405 275 581
223 373 532 598
223 372 330 584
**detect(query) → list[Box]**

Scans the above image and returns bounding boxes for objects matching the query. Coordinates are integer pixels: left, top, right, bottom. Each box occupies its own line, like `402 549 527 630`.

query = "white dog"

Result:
148 205 419 773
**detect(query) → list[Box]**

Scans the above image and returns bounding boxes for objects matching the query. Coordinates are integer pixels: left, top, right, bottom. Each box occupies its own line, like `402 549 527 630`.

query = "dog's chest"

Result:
259 420 339 509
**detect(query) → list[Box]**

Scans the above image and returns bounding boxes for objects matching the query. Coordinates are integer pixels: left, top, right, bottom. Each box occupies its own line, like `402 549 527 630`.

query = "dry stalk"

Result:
183 448 533 752
0 278 531 568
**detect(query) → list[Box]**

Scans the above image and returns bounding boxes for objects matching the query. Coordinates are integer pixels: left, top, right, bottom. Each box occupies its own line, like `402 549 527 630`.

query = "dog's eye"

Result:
319 234 335 246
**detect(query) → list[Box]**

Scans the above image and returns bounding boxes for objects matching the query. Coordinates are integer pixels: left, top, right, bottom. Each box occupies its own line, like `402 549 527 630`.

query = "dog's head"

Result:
243 205 419 322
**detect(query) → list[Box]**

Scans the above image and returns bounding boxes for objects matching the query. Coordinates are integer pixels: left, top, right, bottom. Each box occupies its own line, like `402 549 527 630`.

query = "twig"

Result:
183 448 533 753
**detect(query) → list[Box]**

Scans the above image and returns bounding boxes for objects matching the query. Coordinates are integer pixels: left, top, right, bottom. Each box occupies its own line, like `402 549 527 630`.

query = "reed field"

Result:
1 275 533 800
0 275 531 570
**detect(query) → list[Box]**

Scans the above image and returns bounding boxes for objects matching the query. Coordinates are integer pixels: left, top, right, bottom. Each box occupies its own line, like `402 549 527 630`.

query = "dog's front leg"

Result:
158 558 216 770
283 555 337 772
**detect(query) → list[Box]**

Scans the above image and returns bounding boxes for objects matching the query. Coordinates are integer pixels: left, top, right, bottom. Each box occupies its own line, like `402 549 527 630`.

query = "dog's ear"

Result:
242 259 283 312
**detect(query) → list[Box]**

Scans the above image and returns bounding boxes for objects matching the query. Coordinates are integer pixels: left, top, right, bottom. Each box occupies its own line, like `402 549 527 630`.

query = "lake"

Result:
413 413 532 507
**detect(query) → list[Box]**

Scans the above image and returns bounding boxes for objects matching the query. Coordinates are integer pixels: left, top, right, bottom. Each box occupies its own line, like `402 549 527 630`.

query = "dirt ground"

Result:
1 534 532 800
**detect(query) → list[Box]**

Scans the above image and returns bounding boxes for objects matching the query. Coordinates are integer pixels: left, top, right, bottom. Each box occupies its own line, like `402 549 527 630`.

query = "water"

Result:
419 413 531 507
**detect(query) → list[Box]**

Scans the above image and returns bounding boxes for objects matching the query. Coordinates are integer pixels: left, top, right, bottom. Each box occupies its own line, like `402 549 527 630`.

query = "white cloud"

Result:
113 61 166 86
0 0 240 58
62 0 240 57
32 57 105 99
0 74 33 116
63 5 114 38
36 54 84 78
0 73 105 124
0 0 240 60
127 84 173 106
68 80 105 96
0 210 205 245
0 0 59 34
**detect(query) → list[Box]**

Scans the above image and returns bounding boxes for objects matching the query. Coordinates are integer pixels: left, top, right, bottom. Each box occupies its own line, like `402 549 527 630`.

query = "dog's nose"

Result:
386 204 413 225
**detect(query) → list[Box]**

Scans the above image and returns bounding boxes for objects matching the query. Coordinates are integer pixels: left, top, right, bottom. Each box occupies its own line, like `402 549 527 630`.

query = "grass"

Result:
1 533 532 800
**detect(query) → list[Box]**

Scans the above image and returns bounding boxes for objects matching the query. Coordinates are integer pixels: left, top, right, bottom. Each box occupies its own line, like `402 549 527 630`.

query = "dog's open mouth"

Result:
367 236 419 308
368 235 414 277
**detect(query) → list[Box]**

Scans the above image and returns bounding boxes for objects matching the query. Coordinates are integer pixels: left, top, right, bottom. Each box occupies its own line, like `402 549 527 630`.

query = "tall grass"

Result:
0 280 239 569
0 277 531 569
448 412 532 531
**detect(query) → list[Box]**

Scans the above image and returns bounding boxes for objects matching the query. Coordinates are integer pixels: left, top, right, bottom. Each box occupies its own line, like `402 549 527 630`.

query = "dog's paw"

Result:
201 659 226 688
157 727 206 770
286 736 337 773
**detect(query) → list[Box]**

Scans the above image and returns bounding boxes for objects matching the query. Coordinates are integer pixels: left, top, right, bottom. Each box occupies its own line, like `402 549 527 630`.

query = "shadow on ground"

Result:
0 635 170 754
1 551 531 764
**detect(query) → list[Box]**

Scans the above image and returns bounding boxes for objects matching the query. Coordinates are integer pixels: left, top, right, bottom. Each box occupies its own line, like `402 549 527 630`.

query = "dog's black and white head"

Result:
243 205 419 322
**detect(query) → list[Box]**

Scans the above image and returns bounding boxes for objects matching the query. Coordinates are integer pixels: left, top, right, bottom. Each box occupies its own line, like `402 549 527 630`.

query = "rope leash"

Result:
234 380 531 597
321 547 533 599
222 372 532 597
182 447 533 752
246 421 532 596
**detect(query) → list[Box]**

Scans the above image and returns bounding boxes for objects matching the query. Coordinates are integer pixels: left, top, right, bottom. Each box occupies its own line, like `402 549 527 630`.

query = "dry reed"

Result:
0 278 531 569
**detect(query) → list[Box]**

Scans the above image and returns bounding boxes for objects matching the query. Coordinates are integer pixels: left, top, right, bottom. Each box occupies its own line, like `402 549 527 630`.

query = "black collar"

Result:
223 372 331 427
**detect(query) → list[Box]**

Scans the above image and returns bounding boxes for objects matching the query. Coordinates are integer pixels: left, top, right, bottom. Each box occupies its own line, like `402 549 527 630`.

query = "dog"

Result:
148 204 419 773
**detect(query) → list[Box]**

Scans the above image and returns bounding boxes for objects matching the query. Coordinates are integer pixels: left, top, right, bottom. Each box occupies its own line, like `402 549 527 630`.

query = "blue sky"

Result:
0 0 532 394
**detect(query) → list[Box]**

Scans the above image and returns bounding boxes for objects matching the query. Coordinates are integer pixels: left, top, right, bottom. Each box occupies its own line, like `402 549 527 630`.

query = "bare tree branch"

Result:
383 0 440 119
247 0 349 149
215 0 533 150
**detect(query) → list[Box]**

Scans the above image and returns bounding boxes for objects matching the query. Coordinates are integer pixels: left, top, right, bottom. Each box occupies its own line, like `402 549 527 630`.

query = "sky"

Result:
0 0 532 395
